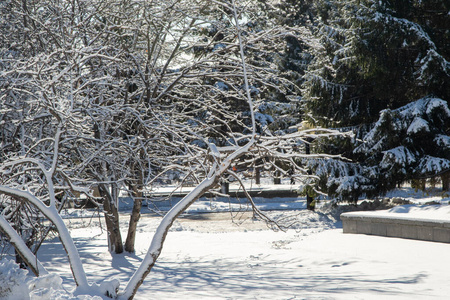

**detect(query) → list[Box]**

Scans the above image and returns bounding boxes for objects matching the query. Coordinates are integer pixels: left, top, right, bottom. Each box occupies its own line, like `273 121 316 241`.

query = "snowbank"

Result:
0 259 102 300
0 259 29 300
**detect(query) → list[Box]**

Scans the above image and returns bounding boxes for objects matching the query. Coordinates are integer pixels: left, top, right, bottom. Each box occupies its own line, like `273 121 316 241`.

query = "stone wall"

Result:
341 213 450 243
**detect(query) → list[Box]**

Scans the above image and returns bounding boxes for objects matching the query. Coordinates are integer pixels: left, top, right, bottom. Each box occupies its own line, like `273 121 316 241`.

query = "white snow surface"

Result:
1 186 450 299
343 204 450 223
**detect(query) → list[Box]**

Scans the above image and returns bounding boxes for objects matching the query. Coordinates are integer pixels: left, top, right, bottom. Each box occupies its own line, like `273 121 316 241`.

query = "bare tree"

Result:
1 0 348 299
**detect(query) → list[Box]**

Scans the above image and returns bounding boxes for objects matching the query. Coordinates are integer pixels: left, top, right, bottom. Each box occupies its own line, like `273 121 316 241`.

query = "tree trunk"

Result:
306 194 315 211
420 179 426 191
0 214 47 277
442 171 450 192
100 184 124 254
221 181 229 194
305 140 314 210
255 167 260 185
125 185 143 253
273 170 281 184
119 173 221 300
15 228 36 269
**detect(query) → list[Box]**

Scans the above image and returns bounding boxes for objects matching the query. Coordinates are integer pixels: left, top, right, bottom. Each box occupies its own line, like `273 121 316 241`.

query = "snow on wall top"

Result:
342 204 450 224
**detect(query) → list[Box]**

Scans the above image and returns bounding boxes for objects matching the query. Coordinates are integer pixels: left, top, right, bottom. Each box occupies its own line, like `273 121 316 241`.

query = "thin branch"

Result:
226 169 286 231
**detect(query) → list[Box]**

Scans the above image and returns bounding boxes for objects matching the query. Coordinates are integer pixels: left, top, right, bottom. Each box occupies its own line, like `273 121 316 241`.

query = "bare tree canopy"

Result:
0 0 347 299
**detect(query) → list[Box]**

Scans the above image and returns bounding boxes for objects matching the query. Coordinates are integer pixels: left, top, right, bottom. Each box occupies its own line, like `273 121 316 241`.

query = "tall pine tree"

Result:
302 0 450 198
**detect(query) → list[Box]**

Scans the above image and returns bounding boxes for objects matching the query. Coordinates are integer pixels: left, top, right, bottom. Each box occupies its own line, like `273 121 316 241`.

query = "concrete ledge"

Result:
341 212 450 243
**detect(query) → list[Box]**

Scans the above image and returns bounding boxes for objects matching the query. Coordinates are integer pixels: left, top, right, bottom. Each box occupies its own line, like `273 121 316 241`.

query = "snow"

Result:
435 134 450 148
381 146 416 169
406 117 429 134
0 259 29 300
208 142 221 158
342 204 450 224
2 187 450 299
254 112 274 128
355 97 450 165
398 97 450 120
417 156 450 174
213 81 228 91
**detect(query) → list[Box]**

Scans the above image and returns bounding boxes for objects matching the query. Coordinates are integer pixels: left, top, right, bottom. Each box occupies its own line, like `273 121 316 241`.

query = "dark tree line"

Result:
297 0 450 200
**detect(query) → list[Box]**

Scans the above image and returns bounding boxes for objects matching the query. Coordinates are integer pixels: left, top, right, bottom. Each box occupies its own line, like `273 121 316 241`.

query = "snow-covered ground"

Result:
1 187 450 299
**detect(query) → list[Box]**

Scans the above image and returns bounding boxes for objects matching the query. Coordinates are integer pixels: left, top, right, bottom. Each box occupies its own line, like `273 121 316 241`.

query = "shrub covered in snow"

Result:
0 260 104 300
0 259 30 299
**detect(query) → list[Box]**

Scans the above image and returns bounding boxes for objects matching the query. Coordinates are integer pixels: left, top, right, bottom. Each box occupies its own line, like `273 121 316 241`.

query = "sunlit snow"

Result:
2 186 450 300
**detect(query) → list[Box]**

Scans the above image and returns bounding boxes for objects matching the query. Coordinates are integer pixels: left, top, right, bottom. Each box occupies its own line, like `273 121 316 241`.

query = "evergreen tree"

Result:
303 0 449 128
355 97 450 193
302 0 450 198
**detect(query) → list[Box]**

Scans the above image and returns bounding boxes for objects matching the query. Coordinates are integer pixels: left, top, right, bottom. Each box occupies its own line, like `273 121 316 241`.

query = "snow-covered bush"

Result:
0 259 29 300
0 259 105 300
28 273 102 300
